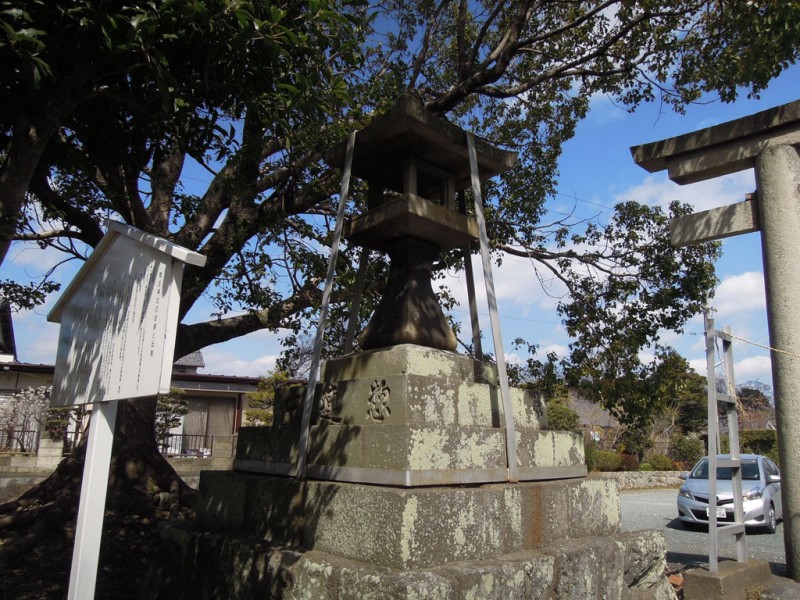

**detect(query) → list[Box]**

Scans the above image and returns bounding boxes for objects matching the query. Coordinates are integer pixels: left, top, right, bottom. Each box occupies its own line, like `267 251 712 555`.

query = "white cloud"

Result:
615 170 755 213
7 240 86 275
440 254 565 318
200 346 278 377
586 92 629 126
198 326 286 377
13 319 61 365
438 253 567 355
687 357 707 375
713 272 765 316
506 352 525 365
687 351 771 383
540 342 569 358
731 355 772 385
638 349 656 364
658 326 690 348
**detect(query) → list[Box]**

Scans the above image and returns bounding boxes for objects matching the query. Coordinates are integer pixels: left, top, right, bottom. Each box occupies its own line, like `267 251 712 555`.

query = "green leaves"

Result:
0 279 61 311
4 0 794 383
671 0 800 103
547 201 719 427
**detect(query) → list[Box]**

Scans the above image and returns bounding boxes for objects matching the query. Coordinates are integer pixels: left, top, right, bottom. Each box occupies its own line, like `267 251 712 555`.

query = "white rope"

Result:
726 332 800 359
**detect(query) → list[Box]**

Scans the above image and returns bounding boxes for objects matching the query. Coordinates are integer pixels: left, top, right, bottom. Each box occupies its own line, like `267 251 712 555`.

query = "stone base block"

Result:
240 344 586 486
235 425 586 486
196 472 620 569
143 527 676 600
275 344 546 430
683 560 773 600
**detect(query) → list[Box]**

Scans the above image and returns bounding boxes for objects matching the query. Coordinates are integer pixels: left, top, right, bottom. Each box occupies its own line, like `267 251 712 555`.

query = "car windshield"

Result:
690 458 760 481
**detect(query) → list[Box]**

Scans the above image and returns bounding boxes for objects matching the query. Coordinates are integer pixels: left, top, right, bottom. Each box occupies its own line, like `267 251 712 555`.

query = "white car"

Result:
677 454 782 533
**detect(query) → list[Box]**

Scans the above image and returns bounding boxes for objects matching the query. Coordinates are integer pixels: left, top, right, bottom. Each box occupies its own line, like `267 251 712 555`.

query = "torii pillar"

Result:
631 99 800 580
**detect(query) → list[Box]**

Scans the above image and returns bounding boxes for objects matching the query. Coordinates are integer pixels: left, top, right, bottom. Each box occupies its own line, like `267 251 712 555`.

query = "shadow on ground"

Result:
663 516 788 578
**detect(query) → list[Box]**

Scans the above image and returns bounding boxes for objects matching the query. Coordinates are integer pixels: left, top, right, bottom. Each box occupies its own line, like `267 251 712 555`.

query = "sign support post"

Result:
67 400 118 600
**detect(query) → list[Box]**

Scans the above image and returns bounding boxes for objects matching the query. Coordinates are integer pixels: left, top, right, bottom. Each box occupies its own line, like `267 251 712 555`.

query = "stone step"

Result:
144 525 675 600
196 473 619 569
235 424 585 486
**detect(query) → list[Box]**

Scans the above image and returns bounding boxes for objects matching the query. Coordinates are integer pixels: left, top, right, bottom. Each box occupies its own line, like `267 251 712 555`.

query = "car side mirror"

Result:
768 474 781 483
680 472 688 480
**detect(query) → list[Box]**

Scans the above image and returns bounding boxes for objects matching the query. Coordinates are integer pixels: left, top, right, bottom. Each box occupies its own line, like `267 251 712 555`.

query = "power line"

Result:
450 307 560 326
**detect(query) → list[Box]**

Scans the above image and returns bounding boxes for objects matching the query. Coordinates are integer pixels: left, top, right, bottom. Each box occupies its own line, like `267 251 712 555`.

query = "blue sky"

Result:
449 66 800 392
4 64 798 392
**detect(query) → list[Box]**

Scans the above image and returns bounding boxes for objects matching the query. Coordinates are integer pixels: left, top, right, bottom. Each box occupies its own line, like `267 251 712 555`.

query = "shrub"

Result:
618 428 652 462
670 435 704 466
639 463 653 471
735 431 781 467
584 438 598 472
592 450 622 472
545 400 580 433
740 430 778 456
155 388 189 439
245 370 292 426
767 448 780 467
620 453 639 471
718 431 778 463
645 453 674 471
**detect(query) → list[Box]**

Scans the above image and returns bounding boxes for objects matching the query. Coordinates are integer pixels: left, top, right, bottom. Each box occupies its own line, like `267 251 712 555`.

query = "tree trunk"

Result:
0 397 195 569
0 103 78 266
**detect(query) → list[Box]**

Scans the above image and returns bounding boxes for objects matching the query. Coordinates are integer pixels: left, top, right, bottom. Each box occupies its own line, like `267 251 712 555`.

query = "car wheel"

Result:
765 504 777 534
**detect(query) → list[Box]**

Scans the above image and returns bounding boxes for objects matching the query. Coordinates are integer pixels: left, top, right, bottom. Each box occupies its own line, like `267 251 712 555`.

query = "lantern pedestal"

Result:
358 239 457 351
145 345 673 599
233 344 586 485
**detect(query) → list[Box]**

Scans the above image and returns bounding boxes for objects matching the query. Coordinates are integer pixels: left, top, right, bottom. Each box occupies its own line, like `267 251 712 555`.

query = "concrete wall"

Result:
591 470 684 490
0 435 235 502
0 437 64 474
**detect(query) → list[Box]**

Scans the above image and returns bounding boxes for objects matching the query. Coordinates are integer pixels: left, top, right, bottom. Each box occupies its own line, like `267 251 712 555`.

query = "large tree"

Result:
0 0 369 571
1 0 798 573
4 1 799 354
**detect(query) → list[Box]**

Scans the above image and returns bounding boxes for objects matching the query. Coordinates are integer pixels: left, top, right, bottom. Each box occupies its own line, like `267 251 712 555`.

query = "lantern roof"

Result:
325 93 517 190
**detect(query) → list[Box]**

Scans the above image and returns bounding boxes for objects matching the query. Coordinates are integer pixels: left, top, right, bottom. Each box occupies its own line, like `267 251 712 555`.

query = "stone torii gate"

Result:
631 99 800 581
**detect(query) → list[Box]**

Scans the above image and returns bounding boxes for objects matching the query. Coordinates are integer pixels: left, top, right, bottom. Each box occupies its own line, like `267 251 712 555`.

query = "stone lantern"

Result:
150 94 674 600
325 93 516 352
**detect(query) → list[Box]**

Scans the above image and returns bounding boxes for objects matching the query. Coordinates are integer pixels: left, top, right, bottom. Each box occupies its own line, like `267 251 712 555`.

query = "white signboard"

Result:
48 221 206 405
46 220 205 600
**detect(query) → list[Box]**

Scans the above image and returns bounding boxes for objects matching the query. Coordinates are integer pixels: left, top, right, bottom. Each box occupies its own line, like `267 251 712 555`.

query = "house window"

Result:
183 398 235 438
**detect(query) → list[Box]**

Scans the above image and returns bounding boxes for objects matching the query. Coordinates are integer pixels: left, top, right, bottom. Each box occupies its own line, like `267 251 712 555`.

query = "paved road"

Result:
621 488 787 577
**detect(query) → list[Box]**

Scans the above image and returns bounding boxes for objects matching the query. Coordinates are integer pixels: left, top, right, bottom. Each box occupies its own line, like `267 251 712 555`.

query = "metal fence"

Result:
62 429 84 456
158 433 214 458
0 429 222 459
0 429 40 454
